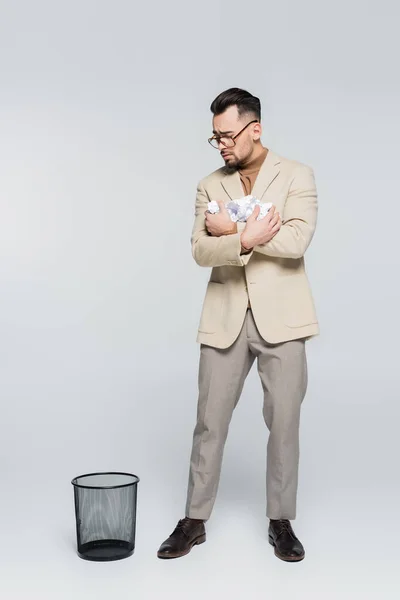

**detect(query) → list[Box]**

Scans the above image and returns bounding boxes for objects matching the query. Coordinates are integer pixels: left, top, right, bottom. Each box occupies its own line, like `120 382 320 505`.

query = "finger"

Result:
272 210 281 223
266 205 276 221
271 220 281 231
216 200 227 212
271 220 281 233
248 205 260 221
270 213 280 226
269 227 280 238
267 215 278 230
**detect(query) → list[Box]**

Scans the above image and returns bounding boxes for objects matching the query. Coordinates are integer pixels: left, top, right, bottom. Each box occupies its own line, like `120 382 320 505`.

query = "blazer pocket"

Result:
281 276 318 328
198 281 224 334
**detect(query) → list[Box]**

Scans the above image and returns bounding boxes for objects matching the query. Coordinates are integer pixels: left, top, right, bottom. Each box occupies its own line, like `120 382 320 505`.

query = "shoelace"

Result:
274 519 295 538
172 518 198 538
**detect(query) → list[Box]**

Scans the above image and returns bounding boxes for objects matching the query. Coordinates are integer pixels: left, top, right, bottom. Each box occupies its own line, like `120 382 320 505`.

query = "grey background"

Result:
0 0 399 598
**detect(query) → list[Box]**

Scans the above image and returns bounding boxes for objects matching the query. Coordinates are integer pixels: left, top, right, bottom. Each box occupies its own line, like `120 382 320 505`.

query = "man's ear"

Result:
253 122 262 141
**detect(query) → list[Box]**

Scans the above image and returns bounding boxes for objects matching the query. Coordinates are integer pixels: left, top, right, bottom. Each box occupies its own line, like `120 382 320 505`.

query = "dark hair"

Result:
210 87 261 121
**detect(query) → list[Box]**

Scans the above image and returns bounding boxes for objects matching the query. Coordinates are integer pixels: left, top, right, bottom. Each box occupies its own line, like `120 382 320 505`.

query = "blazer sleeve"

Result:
246 165 318 260
191 182 249 267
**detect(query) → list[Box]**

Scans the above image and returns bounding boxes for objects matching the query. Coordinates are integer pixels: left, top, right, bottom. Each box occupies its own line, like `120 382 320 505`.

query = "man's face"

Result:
212 105 261 169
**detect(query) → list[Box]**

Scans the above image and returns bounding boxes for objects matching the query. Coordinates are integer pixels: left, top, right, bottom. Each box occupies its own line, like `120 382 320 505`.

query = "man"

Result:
157 88 319 562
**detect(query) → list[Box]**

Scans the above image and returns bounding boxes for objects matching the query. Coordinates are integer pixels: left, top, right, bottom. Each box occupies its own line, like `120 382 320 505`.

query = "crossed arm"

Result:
191 165 318 267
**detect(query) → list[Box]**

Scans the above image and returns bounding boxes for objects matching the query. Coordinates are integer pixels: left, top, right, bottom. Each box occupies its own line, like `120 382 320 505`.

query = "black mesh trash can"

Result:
71 472 139 561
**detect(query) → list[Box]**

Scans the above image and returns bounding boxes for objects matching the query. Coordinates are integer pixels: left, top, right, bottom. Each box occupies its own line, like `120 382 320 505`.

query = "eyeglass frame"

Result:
208 119 259 149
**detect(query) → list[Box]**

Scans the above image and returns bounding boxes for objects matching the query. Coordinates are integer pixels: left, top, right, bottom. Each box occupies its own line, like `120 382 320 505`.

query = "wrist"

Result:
229 222 238 235
240 234 252 253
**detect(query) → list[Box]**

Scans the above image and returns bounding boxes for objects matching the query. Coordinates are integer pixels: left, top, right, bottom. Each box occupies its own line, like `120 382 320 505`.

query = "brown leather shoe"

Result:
268 519 305 562
157 517 206 559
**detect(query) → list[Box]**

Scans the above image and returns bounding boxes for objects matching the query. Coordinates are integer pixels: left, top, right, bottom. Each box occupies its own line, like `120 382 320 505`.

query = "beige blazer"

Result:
191 149 319 348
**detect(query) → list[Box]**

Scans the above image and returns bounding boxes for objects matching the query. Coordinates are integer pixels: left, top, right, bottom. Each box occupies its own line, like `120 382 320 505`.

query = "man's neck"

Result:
239 145 268 171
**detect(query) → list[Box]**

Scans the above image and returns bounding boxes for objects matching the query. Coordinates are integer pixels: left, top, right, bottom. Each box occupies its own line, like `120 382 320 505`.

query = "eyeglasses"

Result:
208 119 259 149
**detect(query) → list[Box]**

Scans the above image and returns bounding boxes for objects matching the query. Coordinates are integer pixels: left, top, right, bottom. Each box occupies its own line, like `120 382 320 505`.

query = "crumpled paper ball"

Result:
207 195 272 222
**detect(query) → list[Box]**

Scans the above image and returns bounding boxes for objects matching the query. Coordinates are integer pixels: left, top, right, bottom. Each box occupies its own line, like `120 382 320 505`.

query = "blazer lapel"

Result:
220 170 243 200
220 149 281 201
251 149 281 201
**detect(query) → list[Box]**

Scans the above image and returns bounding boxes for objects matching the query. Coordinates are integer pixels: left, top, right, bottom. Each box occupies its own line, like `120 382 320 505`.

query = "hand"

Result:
240 205 281 250
205 200 237 237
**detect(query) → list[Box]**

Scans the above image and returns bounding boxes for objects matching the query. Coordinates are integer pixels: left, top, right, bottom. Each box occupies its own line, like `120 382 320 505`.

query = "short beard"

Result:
224 158 246 173
225 163 238 174
223 151 251 173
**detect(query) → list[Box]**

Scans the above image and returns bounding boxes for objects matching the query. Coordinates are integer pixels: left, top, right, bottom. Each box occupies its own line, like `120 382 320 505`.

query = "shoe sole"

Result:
268 535 305 562
157 533 206 559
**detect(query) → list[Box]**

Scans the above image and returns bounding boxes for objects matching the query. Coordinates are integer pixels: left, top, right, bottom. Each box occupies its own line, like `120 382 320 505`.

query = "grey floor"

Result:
2 482 397 600
2 369 399 600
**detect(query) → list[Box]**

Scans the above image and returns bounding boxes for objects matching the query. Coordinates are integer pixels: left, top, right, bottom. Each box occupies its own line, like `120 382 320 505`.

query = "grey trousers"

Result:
185 309 308 521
